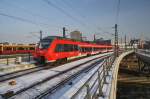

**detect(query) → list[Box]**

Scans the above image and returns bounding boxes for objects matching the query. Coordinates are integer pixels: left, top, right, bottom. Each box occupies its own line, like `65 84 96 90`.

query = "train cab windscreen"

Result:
38 38 53 49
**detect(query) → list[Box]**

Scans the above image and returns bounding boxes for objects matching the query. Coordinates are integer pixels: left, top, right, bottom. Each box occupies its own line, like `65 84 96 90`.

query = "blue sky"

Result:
0 0 150 43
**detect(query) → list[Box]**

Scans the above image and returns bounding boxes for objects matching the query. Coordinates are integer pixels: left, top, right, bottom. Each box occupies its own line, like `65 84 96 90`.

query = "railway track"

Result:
0 53 99 82
0 53 112 99
36 56 106 99
0 64 46 82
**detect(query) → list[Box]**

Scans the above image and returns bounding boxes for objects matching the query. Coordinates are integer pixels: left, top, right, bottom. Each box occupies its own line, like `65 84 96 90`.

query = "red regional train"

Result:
33 36 113 64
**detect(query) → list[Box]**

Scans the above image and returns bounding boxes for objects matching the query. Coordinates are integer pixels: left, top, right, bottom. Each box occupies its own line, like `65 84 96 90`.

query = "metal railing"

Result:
64 55 114 99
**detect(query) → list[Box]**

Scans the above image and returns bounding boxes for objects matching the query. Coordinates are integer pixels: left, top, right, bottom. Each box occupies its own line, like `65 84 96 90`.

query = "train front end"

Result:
33 36 54 64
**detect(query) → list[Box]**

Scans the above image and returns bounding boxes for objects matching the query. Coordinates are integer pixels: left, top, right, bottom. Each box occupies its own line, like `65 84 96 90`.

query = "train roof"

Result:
42 36 60 40
43 36 94 43
42 36 112 46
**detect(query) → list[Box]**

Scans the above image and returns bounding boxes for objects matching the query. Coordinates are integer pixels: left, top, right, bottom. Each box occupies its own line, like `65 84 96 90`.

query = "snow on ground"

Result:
0 70 58 94
0 62 36 75
0 63 17 68
0 52 112 99
10 57 105 99
50 52 112 72
59 58 115 99
60 61 105 99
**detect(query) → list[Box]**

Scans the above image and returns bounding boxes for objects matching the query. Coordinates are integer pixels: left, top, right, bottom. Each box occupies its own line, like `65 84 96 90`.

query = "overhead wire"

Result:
45 0 113 38
0 0 86 31
2 0 112 37
42 0 91 28
0 0 117 39
0 0 56 24
60 0 104 33
95 0 121 37
0 0 62 29
59 0 85 18
0 12 40 25
0 12 60 29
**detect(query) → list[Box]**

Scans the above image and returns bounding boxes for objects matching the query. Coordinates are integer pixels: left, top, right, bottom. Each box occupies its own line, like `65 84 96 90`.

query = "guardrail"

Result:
61 55 115 99
61 51 134 99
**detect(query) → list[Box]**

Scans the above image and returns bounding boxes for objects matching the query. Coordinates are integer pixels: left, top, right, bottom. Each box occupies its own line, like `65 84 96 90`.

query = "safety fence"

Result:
61 55 115 99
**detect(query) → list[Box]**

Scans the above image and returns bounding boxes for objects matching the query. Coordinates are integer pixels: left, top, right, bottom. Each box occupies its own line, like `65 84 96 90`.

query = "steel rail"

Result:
0 53 100 82
35 56 108 99
2 54 110 98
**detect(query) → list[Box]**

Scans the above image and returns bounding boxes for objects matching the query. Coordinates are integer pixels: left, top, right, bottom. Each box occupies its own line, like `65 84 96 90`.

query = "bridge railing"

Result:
61 55 115 99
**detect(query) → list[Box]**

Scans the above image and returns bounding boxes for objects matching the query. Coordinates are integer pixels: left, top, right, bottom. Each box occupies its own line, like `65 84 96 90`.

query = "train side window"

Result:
55 44 59 52
97 48 99 51
80 47 82 52
85 47 87 52
90 47 92 52
81 47 86 52
64 44 69 52
64 44 74 52
85 48 87 52
81 47 83 52
85 47 90 52
96 48 98 51
84 48 86 52
55 44 64 52
69 44 74 51
88 47 91 52
92 47 94 51
78 46 82 52
74 45 78 51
